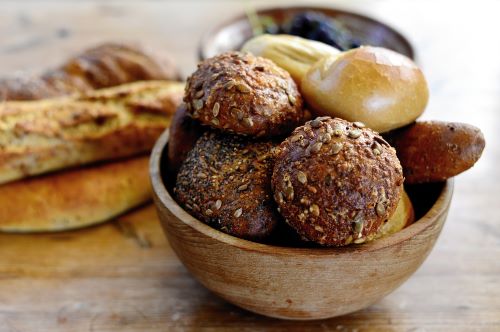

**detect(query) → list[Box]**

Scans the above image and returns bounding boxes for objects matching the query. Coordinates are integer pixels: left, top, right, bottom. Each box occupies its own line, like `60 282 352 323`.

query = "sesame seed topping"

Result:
348 129 362 139
211 118 220 126
353 121 366 128
193 99 203 111
331 142 343 154
376 202 386 217
310 204 320 216
214 200 222 210
234 208 243 218
297 171 307 184
212 102 220 117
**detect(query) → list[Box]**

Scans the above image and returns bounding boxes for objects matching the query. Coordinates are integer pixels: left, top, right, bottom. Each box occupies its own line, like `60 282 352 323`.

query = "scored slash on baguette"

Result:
0 80 184 185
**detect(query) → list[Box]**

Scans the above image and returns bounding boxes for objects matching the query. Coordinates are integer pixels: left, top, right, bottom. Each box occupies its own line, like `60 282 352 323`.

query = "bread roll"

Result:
241 34 340 83
385 121 485 183
0 156 150 232
0 42 180 101
375 190 414 239
301 46 429 133
0 80 183 185
272 117 404 246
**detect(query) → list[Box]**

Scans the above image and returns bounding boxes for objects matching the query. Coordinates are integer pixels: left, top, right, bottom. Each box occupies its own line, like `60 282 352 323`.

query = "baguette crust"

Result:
0 43 180 101
0 80 184 185
0 156 151 232
385 121 485 183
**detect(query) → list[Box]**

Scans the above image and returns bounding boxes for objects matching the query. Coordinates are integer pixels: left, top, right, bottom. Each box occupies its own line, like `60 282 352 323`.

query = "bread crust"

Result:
0 80 183 185
0 42 180 101
174 131 281 241
0 156 150 232
167 103 205 175
385 121 485 183
272 117 404 246
184 52 304 137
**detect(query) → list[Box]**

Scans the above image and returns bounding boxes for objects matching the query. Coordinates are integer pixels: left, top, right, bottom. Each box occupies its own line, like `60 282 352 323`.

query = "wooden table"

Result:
0 1 499 331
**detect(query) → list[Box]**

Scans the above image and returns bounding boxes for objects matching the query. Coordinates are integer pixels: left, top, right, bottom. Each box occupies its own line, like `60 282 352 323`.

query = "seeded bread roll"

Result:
272 117 404 246
174 131 281 241
184 52 305 137
0 80 183 185
0 42 180 101
385 121 485 184
167 103 206 175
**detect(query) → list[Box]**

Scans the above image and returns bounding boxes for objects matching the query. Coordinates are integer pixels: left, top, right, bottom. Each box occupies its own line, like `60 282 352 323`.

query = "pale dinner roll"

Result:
241 34 340 83
375 190 415 239
302 46 429 133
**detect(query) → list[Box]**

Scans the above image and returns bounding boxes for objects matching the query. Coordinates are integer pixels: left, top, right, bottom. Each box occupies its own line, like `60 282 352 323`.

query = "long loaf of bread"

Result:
0 156 151 232
0 80 184 185
0 43 180 101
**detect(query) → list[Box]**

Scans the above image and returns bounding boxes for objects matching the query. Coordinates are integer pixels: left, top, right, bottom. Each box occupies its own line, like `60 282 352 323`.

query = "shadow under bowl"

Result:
150 130 452 320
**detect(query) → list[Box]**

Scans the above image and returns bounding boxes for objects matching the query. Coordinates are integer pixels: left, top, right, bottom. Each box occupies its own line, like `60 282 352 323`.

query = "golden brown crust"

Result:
0 42 180 101
0 80 184 185
184 52 305 137
0 156 151 232
272 117 404 246
167 103 206 175
174 131 281 241
385 121 485 184
375 190 414 239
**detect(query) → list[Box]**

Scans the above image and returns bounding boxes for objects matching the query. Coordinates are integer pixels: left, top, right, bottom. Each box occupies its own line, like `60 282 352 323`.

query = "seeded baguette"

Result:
385 121 485 183
0 80 184 185
0 156 151 232
0 42 180 101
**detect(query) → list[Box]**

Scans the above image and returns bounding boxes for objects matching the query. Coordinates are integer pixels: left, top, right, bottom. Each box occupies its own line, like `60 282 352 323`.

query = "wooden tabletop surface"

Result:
0 1 498 331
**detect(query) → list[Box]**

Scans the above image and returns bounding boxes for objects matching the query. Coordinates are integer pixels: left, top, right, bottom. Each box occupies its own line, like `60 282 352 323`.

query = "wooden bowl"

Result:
199 6 415 60
150 130 453 320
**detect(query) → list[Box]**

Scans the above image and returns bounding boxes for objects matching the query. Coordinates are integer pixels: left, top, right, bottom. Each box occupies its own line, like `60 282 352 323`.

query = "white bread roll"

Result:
302 46 429 133
241 34 340 83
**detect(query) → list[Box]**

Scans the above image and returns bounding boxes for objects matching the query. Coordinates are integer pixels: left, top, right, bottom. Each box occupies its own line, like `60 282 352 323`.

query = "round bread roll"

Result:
174 131 281 242
301 46 429 133
241 34 340 83
184 51 305 137
167 103 205 174
375 190 415 239
272 117 404 246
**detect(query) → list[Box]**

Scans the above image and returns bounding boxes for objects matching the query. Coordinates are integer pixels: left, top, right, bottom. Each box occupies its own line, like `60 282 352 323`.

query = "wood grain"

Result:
0 0 499 331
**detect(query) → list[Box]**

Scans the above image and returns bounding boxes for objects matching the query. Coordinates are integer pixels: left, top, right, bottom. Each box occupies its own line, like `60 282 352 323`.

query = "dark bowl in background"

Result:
199 6 414 60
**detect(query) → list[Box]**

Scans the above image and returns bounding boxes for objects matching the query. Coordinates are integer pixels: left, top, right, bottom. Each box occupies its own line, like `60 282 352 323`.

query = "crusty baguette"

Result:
0 42 180 101
0 156 150 232
0 80 184 185
385 121 485 184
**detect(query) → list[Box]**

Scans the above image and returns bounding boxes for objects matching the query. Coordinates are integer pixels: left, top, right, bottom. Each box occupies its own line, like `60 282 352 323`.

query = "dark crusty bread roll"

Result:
174 131 281 241
385 121 485 184
272 117 404 246
167 103 205 175
0 80 184 185
184 51 305 137
0 42 180 101
0 156 150 232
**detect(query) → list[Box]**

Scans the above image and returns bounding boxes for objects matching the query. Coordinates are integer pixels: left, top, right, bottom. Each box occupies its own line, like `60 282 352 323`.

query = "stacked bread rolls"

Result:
171 35 484 247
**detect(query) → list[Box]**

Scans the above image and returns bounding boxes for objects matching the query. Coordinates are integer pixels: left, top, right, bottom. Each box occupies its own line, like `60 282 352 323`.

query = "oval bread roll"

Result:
301 46 429 133
241 34 340 83
375 190 415 239
385 121 485 183
0 156 151 232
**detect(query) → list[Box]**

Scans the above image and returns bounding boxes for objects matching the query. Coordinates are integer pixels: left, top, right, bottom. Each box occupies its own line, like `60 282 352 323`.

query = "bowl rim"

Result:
198 5 415 61
150 129 453 256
